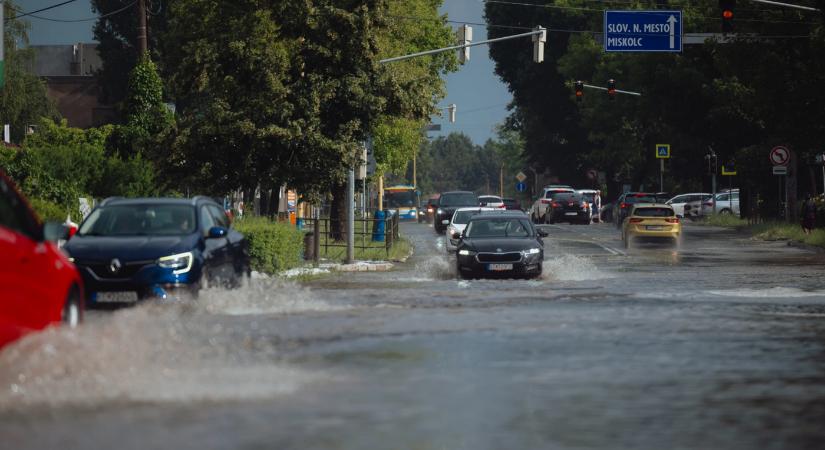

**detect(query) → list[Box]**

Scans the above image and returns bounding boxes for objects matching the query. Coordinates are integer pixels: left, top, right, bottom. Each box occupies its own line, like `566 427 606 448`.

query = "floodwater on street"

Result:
2 221 825 449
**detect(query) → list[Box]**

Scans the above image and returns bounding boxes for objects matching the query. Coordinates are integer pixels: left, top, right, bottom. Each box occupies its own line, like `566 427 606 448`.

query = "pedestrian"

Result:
801 194 817 235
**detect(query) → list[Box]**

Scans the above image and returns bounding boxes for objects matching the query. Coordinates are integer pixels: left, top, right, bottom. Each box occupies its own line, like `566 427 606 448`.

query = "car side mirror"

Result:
441 219 450 225
207 226 228 238
537 229 549 237
43 221 71 241
452 232 461 240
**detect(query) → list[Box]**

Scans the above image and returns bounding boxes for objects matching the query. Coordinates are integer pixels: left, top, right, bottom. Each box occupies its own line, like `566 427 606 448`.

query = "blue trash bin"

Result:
372 210 386 242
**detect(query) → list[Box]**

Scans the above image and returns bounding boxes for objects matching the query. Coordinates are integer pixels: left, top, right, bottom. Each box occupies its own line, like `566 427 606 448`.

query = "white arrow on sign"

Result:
667 15 677 49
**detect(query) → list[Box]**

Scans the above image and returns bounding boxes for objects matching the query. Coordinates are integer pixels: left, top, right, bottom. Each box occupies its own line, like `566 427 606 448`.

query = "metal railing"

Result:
303 212 400 262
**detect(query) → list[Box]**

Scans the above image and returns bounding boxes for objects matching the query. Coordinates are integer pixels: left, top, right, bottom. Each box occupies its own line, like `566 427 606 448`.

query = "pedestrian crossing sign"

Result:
655 144 670 159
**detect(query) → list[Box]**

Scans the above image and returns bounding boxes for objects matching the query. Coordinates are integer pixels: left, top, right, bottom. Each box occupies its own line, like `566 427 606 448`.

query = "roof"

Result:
100 196 217 207
630 203 673 209
470 210 530 219
454 207 498 213
441 190 475 195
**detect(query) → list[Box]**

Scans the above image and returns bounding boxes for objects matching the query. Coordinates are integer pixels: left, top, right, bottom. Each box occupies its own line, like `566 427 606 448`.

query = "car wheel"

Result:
62 286 83 328
719 209 731 215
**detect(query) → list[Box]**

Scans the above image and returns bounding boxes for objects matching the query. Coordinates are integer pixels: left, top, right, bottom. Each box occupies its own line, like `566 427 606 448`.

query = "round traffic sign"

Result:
770 146 790 166
515 181 527 193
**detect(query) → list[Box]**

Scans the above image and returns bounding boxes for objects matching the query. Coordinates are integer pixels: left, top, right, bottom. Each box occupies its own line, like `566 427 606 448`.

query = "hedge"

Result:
233 217 304 275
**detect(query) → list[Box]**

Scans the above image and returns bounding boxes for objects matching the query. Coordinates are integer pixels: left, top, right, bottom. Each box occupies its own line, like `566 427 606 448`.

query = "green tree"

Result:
0 1 58 143
91 0 169 106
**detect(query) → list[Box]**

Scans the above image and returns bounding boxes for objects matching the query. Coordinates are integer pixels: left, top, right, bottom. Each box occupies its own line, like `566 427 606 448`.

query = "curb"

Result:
334 262 394 272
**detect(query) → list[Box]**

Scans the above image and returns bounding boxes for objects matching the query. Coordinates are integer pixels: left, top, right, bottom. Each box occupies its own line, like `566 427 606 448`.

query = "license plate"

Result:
646 225 664 230
95 291 139 303
565 212 578 216
487 263 513 271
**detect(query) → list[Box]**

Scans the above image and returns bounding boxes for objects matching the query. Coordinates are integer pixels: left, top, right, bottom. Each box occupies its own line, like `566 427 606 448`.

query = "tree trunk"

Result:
329 183 347 241
267 188 280 219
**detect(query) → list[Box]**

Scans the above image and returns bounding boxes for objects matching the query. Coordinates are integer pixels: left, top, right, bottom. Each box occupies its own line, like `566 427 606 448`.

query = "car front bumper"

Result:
457 252 543 277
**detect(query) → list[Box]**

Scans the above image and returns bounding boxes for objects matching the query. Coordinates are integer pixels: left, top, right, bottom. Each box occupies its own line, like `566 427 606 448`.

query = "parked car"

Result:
621 203 681 248
666 193 712 217
684 189 740 218
502 197 522 211
612 192 660 228
446 207 498 252
530 187 575 223
478 195 505 208
64 196 250 306
544 192 593 224
0 170 84 348
434 191 478 234
576 189 602 223
453 211 547 279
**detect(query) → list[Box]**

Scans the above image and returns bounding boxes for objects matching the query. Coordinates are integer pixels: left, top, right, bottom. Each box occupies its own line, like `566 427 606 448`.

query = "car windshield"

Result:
385 190 415 208
633 207 674 217
625 194 657 203
78 204 197 236
549 192 575 201
453 211 479 224
465 218 532 238
440 193 477 206
580 193 596 203
545 190 572 199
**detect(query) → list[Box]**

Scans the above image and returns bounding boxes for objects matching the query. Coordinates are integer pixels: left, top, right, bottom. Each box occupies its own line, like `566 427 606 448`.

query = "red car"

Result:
0 170 84 348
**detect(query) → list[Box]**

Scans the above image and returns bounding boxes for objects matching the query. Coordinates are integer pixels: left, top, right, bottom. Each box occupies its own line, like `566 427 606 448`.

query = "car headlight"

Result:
437 208 443 215
458 249 476 256
522 248 541 255
157 251 193 275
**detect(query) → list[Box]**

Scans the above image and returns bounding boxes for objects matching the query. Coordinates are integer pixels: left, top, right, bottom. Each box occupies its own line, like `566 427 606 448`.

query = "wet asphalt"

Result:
2 220 825 449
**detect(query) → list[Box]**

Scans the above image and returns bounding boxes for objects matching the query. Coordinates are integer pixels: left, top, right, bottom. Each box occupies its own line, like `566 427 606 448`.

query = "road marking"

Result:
542 225 627 256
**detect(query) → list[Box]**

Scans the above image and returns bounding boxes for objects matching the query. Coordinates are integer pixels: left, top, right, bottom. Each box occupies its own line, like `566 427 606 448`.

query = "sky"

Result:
25 0 512 146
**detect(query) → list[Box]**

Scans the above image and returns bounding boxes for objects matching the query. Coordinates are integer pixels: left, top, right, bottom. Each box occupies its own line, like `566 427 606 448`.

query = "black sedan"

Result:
545 192 592 224
453 212 547 279
434 191 478 234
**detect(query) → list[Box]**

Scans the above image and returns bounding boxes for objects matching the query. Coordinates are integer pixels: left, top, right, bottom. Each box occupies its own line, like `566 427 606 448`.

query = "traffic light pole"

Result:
379 29 546 64
582 83 642 97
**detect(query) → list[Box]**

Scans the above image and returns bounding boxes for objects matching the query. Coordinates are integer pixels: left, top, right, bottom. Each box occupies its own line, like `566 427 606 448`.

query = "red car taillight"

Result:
703 201 713 206
629 218 643 223
621 202 628 209
665 217 680 223
540 199 551 204
68 226 78 238
551 202 561 207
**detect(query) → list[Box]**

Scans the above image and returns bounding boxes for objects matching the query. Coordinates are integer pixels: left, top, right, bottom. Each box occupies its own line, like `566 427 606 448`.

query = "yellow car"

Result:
621 203 681 248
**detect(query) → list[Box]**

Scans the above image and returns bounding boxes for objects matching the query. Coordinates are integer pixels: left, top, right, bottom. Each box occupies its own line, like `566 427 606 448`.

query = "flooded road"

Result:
2 221 825 449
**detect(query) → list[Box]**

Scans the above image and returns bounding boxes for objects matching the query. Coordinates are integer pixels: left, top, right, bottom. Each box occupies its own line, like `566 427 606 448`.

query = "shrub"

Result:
234 217 304 274
28 197 79 222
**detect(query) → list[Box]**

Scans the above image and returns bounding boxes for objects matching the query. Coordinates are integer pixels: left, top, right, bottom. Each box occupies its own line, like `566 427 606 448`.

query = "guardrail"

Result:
303 212 400 262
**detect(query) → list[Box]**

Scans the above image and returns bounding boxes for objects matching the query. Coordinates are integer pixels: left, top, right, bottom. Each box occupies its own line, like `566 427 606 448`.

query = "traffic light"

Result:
607 79 616 100
720 0 735 33
457 25 472 64
532 26 546 63
575 81 583 101
448 104 456 123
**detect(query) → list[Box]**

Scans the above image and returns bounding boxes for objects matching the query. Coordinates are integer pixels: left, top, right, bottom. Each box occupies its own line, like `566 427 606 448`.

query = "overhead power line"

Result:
11 0 137 23
6 0 78 21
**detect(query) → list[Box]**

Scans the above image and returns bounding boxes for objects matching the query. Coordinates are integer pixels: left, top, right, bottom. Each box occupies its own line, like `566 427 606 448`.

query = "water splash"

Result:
414 255 455 280
197 279 346 316
542 254 613 282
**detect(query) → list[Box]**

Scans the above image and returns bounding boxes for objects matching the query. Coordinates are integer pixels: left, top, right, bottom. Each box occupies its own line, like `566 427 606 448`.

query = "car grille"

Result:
476 252 522 263
77 260 153 280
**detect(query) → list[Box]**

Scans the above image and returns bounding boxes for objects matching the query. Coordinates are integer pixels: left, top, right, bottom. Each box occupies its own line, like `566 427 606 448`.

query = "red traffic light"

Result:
722 9 733 19
575 80 584 101
607 79 616 99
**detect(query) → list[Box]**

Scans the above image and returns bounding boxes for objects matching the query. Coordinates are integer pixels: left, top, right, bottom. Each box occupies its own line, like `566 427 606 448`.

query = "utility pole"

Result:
499 164 504 198
0 1 4 89
137 0 148 54
346 166 355 264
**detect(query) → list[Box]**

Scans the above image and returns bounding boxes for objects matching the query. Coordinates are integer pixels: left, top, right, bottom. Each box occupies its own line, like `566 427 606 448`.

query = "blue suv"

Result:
64 197 249 305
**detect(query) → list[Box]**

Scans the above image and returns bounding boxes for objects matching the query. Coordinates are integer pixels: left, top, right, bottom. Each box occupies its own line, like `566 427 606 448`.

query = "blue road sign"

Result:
516 182 527 193
656 144 671 159
604 10 682 53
